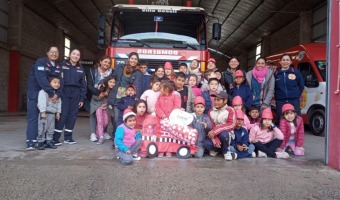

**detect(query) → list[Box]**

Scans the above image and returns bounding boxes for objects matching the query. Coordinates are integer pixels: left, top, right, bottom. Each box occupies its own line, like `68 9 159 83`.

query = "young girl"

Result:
90 76 116 144
188 74 202 97
115 109 142 165
248 105 261 126
164 62 176 81
140 77 161 113
132 100 148 133
249 108 289 159
279 103 305 156
232 96 252 130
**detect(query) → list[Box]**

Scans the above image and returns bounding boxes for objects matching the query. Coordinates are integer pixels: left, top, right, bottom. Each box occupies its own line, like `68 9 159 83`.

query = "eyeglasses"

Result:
49 51 59 55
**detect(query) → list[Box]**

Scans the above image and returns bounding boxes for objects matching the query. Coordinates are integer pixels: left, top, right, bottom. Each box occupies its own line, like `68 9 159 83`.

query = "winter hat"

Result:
207 58 216 63
164 62 173 70
282 103 295 113
232 96 243 106
234 70 244 77
123 109 136 122
235 109 244 120
127 85 136 91
194 96 205 106
261 108 273 119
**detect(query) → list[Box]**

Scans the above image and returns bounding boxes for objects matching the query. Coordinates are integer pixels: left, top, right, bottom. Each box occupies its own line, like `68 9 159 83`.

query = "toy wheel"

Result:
176 146 191 159
147 142 158 158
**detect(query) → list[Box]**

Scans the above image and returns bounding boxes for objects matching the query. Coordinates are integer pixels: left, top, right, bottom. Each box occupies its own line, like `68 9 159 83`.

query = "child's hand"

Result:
251 138 258 143
237 144 243 151
296 146 305 152
150 108 156 113
56 113 60 121
40 112 46 119
201 122 207 129
242 144 248 150
126 150 131 154
208 131 215 138
213 141 221 148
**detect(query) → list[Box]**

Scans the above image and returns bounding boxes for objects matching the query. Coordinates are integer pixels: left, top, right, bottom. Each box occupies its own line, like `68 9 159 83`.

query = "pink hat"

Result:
234 70 244 77
194 96 205 106
207 58 216 63
127 85 136 91
261 108 273 119
232 96 243 106
282 103 295 113
235 109 244 119
164 62 173 70
123 109 136 121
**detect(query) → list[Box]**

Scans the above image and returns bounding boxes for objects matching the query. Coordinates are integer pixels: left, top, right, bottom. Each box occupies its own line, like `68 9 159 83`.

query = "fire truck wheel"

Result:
176 146 191 159
146 142 158 158
309 109 325 136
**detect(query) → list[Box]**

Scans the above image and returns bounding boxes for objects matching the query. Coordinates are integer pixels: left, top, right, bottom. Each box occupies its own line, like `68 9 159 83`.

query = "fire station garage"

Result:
1 0 340 199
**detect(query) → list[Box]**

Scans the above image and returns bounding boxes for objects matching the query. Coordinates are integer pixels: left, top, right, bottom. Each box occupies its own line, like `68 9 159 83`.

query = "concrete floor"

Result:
0 113 339 200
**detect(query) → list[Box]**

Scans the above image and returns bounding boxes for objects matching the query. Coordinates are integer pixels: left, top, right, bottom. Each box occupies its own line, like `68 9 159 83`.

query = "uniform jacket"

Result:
279 116 304 147
249 125 284 144
274 67 305 100
37 90 62 114
155 91 181 118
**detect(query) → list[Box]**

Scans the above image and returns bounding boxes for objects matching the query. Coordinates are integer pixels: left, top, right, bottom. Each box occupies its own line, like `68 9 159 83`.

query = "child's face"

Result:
190 60 199 70
262 118 272 128
207 62 216 71
249 110 260 119
126 87 136 96
236 118 244 128
108 79 116 89
175 77 185 90
155 68 165 78
165 69 172 76
233 105 242 110
188 77 197 87
215 72 222 80
208 80 219 92
152 81 161 92
234 76 244 85
50 78 61 90
194 104 205 116
208 72 217 80
136 103 146 116
213 97 227 109
160 86 169 96
140 65 148 74
179 66 188 74
284 110 296 122
125 116 136 128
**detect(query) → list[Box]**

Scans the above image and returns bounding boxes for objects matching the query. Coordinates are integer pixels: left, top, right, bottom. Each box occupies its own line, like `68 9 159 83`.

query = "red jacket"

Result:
155 91 181 118
279 116 304 147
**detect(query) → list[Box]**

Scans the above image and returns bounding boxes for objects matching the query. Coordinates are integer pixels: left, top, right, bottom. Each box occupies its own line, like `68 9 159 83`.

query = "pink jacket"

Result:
279 116 304 147
249 125 284 144
155 91 181 118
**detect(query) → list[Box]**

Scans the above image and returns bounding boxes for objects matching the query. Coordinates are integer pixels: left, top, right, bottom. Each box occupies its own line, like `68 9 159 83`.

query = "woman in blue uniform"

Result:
53 49 87 145
26 46 62 150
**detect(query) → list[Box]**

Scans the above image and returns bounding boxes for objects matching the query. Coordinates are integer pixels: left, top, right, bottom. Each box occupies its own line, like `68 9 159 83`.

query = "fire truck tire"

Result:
146 142 158 158
176 146 191 159
309 109 325 136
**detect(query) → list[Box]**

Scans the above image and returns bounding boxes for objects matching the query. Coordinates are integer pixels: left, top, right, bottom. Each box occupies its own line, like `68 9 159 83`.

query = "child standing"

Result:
178 63 189 84
90 76 116 144
164 62 176 81
139 60 151 94
37 76 62 150
175 72 195 112
249 108 289 158
116 85 137 126
140 77 161 114
230 70 253 110
132 100 148 133
279 103 305 156
202 78 219 114
115 109 142 165
188 74 202 97
190 96 212 158
230 110 255 159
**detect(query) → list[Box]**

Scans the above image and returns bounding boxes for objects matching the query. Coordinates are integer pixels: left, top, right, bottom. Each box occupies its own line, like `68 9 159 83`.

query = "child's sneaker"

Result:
158 152 164 157
224 152 237 161
132 154 141 161
64 139 76 144
26 142 35 151
209 150 218 157
103 133 111 140
90 133 98 142
251 152 256 158
96 136 104 145
166 152 172 158
257 150 267 158
275 151 290 159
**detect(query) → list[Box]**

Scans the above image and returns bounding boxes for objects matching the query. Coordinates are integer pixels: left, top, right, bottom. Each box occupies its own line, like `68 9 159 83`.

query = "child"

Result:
203 91 237 161
230 110 255 159
155 80 181 157
202 78 219 114
279 103 305 156
200 71 223 92
115 109 142 165
164 62 176 81
140 77 161 113
230 70 253 110
139 60 151 94
188 59 202 83
249 108 289 158
175 72 194 112
206 58 217 72
178 62 189 84
37 76 62 150
188 74 202 97
232 96 252 130
248 105 261 128
116 85 137 126
90 76 116 144
190 96 212 158
132 100 148 133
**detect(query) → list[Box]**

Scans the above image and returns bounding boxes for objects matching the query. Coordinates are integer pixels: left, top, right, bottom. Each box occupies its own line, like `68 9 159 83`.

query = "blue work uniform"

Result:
53 60 87 142
26 57 62 148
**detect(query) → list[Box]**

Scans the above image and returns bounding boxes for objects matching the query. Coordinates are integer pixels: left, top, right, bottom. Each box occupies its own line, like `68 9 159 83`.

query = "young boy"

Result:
202 78 219 114
139 61 151 94
175 72 195 113
116 85 137 126
204 91 237 161
248 105 261 129
230 109 256 159
190 96 212 158
230 70 253 110
115 109 142 165
37 76 62 150
178 62 189 84
200 70 223 92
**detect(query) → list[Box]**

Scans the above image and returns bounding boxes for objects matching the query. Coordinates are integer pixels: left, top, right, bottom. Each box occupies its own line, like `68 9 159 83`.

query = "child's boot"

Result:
37 142 45 150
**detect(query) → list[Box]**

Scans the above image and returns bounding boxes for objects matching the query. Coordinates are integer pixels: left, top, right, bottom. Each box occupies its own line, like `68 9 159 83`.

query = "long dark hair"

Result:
132 99 148 115
282 110 297 126
259 118 273 131
100 75 116 92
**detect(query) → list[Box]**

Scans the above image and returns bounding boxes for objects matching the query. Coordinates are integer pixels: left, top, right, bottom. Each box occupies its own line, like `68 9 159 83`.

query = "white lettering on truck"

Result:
137 49 178 55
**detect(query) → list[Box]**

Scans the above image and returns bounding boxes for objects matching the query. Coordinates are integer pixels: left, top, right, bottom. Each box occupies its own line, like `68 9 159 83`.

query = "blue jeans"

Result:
230 144 255 159
204 131 230 154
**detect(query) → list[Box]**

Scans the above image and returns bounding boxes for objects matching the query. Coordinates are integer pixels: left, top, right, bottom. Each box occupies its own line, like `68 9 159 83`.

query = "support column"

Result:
261 35 270 57
239 50 248 71
299 11 313 44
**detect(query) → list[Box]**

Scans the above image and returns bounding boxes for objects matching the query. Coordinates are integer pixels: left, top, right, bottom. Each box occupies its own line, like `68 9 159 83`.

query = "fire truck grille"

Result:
146 60 180 70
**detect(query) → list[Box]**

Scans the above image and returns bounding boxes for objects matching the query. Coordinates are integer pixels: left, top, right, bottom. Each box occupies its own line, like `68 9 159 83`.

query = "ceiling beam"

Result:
69 0 97 31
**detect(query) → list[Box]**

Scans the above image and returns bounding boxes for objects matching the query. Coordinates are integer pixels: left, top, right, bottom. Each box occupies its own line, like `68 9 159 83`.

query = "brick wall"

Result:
0 47 9 111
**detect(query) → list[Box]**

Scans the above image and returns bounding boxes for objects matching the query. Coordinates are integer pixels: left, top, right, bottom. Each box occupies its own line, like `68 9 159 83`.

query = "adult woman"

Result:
26 46 62 150
53 49 87 145
151 65 168 81
87 56 113 142
274 54 304 123
108 52 143 136
246 57 275 111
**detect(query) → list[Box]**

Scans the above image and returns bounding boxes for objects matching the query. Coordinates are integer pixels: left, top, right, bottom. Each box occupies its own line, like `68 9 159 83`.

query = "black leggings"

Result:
253 139 283 158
